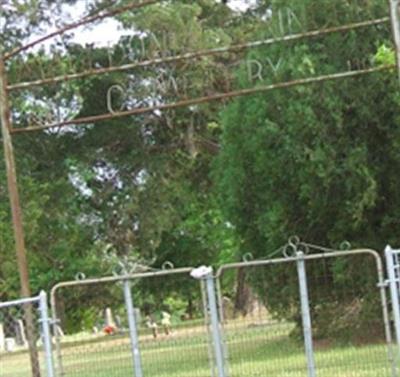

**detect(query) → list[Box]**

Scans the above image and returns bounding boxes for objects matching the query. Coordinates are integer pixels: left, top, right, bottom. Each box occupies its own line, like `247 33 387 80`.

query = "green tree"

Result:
215 0 397 340
1 0 241 325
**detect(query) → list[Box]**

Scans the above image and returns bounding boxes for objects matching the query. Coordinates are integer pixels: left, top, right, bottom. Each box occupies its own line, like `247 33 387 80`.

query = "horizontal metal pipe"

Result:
51 267 193 292
50 267 193 316
216 248 382 277
11 64 395 134
7 17 390 91
0 294 40 308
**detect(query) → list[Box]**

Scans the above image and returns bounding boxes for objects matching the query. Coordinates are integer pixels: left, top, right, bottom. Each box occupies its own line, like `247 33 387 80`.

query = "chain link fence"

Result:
216 246 398 377
50 268 214 377
217 260 308 377
305 250 393 377
0 292 54 377
3 245 399 377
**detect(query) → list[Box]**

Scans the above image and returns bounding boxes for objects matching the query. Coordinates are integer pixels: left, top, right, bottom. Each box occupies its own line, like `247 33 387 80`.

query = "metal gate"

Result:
50 267 216 377
385 245 400 361
48 243 399 377
0 291 55 377
216 242 398 377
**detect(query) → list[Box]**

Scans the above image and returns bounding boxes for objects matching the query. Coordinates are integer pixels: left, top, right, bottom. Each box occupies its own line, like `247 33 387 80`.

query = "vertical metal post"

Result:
215 276 230 368
50 291 65 377
385 246 400 352
201 280 216 377
216 278 225 325
0 57 40 377
390 0 400 81
123 280 143 377
296 251 317 377
205 272 227 377
0 58 31 306
39 291 55 377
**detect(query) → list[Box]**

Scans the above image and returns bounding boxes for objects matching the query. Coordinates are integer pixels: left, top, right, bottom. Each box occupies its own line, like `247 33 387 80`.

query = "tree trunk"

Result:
233 267 251 317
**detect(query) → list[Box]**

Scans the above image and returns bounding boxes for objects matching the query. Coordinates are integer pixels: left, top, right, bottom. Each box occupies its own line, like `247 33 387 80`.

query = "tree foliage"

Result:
1 0 239 310
215 0 398 340
1 0 399 339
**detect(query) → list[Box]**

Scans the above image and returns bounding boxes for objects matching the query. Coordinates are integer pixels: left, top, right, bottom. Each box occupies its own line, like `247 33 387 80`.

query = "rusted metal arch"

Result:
7 16 390 91
10 64 395 134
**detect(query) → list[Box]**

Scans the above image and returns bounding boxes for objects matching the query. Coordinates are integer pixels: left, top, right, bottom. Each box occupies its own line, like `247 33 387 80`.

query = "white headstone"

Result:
15 319 27 346
134 308 141 324
105 308 115 327
115 315 122 328
5 337 16 352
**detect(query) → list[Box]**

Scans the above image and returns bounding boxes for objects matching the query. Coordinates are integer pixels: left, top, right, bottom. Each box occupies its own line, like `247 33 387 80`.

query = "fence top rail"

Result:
0 294 40 309
216 248 382 278
50 266 194 314
51 266 194 293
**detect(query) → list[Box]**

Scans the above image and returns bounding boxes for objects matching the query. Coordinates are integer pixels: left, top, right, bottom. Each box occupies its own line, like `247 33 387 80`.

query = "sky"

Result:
66 1 128 47
2 0 261 53
47 0 257 48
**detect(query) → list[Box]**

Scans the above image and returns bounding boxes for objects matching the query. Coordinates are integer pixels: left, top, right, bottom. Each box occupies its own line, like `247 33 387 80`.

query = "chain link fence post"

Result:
191 267 227 377
296 251 317 377
39 291 55 377
123 279 143 377
201 279 217 377
385 246 400 355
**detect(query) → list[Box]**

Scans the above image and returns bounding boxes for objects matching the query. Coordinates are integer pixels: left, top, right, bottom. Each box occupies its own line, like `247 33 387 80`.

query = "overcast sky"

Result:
54 0 257 48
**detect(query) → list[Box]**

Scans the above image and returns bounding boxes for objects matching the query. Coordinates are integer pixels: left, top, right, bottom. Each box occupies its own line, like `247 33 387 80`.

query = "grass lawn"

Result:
1 321 395 377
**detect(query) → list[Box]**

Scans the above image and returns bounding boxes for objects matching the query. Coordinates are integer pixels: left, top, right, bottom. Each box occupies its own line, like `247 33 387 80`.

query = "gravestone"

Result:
134 308 141 324
5 337 15 352
222 296 234 320
105 308 115 327
15 319 27 346
115 315 122 328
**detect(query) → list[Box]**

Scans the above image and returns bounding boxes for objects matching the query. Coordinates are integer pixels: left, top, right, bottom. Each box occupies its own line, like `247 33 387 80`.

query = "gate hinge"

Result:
377 280 390 288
